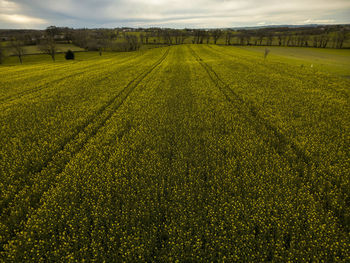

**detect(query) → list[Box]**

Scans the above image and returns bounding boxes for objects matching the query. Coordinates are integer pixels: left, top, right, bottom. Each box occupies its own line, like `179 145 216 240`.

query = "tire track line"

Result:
0 61 111 103
208 45 350 99
0 47 171 252
0 52 144 105
189 45 348 231
189 45 311 164
0 51 141 80
0 48 170 218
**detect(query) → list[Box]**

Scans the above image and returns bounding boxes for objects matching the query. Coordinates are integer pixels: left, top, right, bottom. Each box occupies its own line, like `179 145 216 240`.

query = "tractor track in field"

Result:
189 45 311 165
188 46 348 231
0 63 75 79
0 52 145 105
0 62 111 104
208 45 350 99
0 48 171 246
0 51 143 81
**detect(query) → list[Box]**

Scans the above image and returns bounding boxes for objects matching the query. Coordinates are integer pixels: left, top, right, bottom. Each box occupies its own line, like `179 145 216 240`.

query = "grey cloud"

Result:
0 0 349 28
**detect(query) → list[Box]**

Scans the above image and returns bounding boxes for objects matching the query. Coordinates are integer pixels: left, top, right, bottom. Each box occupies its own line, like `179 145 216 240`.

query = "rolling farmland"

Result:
0 45 349 261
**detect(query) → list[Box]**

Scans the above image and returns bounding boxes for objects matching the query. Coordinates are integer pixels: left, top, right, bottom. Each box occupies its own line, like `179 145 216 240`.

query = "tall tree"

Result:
206 32 210 44
10 39 25 64
46 26 60 38
96 31 109 56
38 26 60 61
0 45 4 64
124 35 140 51
140 33 145 45
225 31 232 45
334 30 347 49
180 31 188 44
72 29 89 49
237 33 245 45
212 30 222 44
39 38 57 62
257 33 264 45
145 33 150 44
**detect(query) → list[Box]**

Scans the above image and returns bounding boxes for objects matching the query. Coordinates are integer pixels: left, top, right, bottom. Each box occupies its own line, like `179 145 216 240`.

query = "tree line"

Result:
231 26 348 49
0 25 348 64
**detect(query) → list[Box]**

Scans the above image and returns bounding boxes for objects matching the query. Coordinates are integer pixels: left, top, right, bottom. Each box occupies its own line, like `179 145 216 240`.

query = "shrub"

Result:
65 50 75 60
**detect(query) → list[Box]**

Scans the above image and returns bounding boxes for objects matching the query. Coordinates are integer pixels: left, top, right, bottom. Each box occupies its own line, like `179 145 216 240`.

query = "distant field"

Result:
2 50 117 65
2 44 169 65
0 45 349 261
3 43 85 56
239 46 350 77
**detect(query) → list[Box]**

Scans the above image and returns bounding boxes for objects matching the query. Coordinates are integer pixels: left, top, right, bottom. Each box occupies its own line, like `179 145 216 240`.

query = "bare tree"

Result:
257 32 264 45
281 34 287 46
245 34 251 45
140 33 145 45
238 33 245 45
199 30 206 44
39 37 57 62
0 45 4 64
173 30 181 45
334 30 347 49
72 29 89 49
164 30 173 45
206 32 210 44
193 30 200 44
38 26 60 61
225 31 232 45
177 30 186 44
156 29 162 44
10 39 25 64
266 34 273 46
212 30 222 44
192 30 207 44
110 30 119 40
125 35 140 51
277 34 283 46
145 33 151 44
96 31 109 56
180 31 188 44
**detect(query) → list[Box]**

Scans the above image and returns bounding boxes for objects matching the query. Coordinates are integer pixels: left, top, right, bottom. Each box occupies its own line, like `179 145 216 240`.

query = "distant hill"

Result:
228 24 350 30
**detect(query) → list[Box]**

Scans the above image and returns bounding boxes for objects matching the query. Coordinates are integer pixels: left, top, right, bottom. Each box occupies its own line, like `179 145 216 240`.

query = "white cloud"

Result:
0 14 47 24
0 0 18 13
303 18 336 24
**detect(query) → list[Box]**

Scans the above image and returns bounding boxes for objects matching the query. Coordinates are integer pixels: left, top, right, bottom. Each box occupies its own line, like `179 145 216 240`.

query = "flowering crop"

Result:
0 45 349 262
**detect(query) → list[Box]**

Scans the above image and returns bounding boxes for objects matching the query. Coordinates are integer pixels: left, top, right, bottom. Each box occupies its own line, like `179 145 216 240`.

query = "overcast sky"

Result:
1 0 349 29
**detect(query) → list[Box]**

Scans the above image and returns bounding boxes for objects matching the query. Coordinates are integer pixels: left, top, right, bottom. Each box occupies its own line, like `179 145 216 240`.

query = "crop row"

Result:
0 51 147 103
0 48 170 251
2 45 348 261
190 45 350 232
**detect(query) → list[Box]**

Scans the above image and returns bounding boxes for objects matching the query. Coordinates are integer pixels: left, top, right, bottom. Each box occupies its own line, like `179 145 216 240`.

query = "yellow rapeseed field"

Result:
0 45 349 262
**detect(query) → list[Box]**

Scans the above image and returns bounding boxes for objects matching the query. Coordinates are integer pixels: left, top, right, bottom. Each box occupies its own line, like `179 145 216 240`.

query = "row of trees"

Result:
68 26 349 49
1 25 348 64
0 26 142 64
73 29 140 53
232 28 348 49
5 26 58 64
0 46 4 64
152 27 348 48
